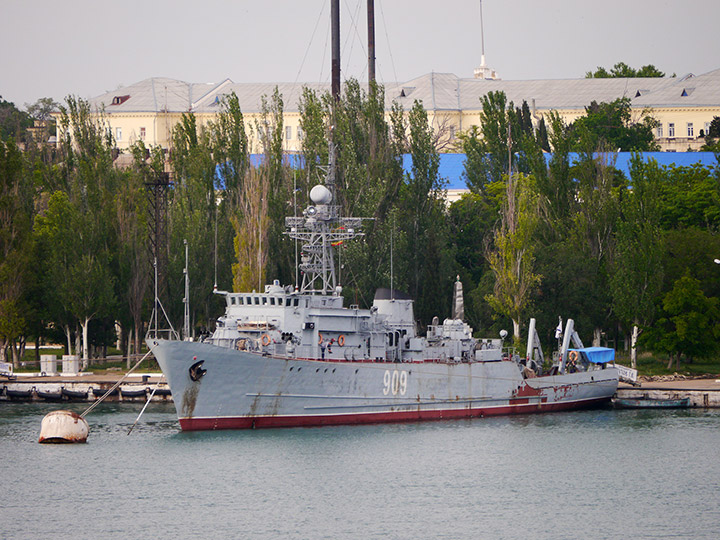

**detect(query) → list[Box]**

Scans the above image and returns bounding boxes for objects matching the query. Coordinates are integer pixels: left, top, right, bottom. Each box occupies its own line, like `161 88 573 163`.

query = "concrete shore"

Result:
617 378 720 407
4 372 720 406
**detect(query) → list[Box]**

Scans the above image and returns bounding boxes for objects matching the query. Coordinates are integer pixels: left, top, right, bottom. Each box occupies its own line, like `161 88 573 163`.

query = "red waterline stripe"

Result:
178 396 610 431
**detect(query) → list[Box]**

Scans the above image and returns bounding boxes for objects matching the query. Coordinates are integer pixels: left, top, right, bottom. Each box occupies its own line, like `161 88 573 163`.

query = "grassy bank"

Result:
14 347 161 373
616 352 720 378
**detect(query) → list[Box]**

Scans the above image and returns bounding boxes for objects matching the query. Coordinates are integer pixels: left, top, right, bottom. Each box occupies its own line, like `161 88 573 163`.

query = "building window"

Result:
286 126 292 140
705 122 712 137
687 123 694 137
139 127 146 140
656 124 663 138
116 127 122 141
297 126 304 140
449 126 456 140
668 123 675 137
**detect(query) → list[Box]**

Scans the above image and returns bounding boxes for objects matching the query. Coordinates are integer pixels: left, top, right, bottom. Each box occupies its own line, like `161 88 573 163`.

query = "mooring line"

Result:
127 384 160 435
80 348 154 419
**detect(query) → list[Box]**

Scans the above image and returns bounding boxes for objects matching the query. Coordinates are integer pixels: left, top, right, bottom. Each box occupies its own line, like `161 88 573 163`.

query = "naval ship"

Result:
146 0 618 430
147 180 619 431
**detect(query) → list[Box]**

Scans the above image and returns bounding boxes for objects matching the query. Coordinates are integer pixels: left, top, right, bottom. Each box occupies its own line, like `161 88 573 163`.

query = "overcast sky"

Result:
2 0 718 108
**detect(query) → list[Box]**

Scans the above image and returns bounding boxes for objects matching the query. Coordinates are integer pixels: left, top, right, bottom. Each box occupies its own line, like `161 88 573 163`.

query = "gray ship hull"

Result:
149 338 619 430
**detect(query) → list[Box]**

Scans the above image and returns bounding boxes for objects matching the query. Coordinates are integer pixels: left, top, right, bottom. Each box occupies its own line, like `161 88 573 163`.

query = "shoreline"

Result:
4 372 720 407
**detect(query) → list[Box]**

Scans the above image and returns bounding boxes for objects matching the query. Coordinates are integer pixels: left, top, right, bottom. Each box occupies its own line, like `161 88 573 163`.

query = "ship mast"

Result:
285 0 363 294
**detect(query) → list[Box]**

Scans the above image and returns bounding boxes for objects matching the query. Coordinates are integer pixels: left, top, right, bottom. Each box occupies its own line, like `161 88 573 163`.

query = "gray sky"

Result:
2 0 719 108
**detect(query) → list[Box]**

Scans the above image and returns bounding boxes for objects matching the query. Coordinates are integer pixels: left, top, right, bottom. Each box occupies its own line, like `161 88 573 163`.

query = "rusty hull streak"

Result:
181 383 200 418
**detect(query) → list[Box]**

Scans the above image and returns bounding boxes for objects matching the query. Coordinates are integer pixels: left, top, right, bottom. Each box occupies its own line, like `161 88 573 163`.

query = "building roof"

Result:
88 68 720 116
632 68 720 108
387 73 674 112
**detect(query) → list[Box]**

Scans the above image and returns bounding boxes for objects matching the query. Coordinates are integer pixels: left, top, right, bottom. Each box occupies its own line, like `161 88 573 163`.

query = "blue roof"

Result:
411 152 718 190
217 152 718 191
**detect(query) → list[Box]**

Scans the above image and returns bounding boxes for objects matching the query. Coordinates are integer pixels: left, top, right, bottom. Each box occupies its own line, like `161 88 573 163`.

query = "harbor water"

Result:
1 403 719 539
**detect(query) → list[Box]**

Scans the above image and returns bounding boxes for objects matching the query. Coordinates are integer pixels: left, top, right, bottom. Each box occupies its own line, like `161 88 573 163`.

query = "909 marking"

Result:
383 370 408 396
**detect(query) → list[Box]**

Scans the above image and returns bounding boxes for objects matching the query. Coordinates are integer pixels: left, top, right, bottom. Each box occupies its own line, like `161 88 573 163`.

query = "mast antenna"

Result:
183 239 190 340
474 1 499 79
367 0 376 86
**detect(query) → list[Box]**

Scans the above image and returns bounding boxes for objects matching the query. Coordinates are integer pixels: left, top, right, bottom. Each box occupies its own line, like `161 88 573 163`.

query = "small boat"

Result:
36 389 64 401
62 387 89 400
120 387 147 398
614 396 691 409
152 387 172 397
92 387 118 398
6 388 34 399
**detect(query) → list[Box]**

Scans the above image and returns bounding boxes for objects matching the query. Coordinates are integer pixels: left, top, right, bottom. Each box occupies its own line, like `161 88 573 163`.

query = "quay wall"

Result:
616 387 720 408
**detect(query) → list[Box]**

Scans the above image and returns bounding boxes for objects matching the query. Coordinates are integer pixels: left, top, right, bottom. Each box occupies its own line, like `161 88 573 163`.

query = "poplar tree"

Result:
610 155 664 367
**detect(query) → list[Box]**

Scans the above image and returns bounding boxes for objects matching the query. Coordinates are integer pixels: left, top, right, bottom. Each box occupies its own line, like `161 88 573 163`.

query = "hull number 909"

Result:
383 370 408 396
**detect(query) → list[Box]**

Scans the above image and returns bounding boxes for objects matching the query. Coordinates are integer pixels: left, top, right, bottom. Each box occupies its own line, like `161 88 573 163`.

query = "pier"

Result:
1 373 170 402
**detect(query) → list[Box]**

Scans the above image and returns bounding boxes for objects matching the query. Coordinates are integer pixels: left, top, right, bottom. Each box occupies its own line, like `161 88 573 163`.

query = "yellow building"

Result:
61 68 720 153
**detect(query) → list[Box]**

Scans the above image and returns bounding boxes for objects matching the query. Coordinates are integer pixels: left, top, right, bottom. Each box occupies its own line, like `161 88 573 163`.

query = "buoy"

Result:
39 410 89 444
37 349 154 444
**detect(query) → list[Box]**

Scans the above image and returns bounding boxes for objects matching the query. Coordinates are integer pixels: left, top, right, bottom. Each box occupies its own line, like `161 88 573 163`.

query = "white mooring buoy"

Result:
38 410 90 444
37 349 155 444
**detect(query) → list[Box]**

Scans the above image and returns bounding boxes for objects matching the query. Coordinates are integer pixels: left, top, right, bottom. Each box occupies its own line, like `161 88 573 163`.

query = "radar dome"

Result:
310 185 333 205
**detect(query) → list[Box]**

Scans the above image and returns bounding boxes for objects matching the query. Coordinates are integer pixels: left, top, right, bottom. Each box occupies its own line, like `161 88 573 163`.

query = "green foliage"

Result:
169 111 232 329
0 137 36 362
3 81 720 371
572 98 658 152
610 155 664 329
25 97 59 122
485 173 542 339
395 100 451 323
641 274 720 364
0 98 32 141
658 163 720 231
585 62 665 78
708 116 720 138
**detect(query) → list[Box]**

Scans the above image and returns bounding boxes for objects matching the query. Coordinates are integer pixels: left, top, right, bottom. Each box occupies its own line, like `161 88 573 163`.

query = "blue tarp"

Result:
569 347 615 364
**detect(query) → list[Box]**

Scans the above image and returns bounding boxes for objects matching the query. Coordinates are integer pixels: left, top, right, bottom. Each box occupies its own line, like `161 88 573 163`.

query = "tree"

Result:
610 155 664 367
168 112 229 331
642 274 720 369
485 172 541 341
658 163 720 231
461 91 511 190
255 87 289 285
700 116 720 151
0 138 35 365
585 62 665 78
572 98 658 152
40 96 120 364
116 141 156 357
395 100 451 324
0 98 32 142
25 97 59 122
